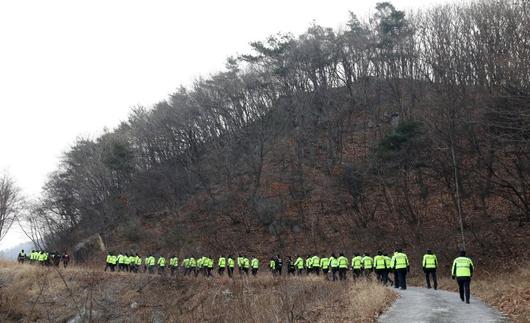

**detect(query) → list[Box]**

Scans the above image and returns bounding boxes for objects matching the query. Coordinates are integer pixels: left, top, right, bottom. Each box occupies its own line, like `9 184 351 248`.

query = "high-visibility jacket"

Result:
117 255 124 264
269 260 276 269
144 257 149 265
374 255 387 269
110 255 118 265
228 258 235 268
218 257 226 268
352 256 363 269
135 256 141 265
124 256 132 265
157 257 166 267
237 257 243 268
128 256 135 265
320 257 330 269
207 258 214 269
338 256 348 268
39 252 46 261
384 256 392 269
243 258 250 269
197 258 204 268
362 256 373 269
305 257 313 269
391 252 409 270
294 257 304 269
423 254 438 269
183 258 189 268
44 253 48 261
170 257 178 267
312 256 321 268
106 254 112 264
147 256 156 266
452 257 474 277
189 258 196 267
251 258 259 269
330 257 338 268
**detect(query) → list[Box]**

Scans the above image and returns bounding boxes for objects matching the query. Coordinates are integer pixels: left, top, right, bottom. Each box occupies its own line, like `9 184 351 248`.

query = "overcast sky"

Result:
0 0 455 250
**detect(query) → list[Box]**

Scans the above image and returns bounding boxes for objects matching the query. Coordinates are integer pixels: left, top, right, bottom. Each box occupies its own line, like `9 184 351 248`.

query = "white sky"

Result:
0 0 454 249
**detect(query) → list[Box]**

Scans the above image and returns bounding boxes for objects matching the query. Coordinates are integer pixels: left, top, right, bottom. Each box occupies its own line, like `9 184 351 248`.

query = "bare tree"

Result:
0 172 22 242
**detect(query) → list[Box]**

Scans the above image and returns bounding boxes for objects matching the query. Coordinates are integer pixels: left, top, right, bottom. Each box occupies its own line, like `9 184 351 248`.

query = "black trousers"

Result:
457 277 471 302
252 268 258 276
352 269 361 278
331 268 338 281
375 269 387 284
396 269 407 289
339 268 347 280
424 269 437 289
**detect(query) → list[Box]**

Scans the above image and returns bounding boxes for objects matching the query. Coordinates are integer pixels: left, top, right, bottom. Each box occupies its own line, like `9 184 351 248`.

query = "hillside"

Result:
23 0 529 274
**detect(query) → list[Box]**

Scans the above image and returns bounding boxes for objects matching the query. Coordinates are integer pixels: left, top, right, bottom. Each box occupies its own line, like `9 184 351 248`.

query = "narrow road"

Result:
378 287 509 323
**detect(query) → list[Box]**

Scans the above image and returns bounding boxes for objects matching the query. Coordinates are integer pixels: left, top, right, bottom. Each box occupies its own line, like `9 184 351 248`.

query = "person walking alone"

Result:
452 250 474 304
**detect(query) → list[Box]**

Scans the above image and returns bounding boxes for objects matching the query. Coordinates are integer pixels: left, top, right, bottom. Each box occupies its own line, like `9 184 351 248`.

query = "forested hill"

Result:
30 1 529 267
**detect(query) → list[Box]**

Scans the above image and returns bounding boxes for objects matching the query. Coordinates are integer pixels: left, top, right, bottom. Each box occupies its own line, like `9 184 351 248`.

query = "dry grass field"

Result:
0 261 396 322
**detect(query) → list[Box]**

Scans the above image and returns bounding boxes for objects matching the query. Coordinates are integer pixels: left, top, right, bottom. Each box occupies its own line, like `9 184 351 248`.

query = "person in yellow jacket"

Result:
143 255 149 273
305 255 313 275
127 254 135 272
242 255 250 275
269 257 276 275
351 253 363 278
237 254 244 276
373 251 388 284
337 253 349 281
251 256 259 276
330 253 339 281
294 255 304 275
189 257 197 276
227 255 235 278
218 255 227 276
147 254 156 274
134 253 141 273
391 248 410 290
157 255 166 275
422 249 438 289
169 255 178 276
320 256 330 279
195 256 201 276
104 252 116 272
206 256 214 277
452 250 474 303
362 253 373 276
312 255 321 275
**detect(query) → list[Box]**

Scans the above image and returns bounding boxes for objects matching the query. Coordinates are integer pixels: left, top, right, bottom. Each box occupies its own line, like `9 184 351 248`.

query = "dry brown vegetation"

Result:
0 261 395 322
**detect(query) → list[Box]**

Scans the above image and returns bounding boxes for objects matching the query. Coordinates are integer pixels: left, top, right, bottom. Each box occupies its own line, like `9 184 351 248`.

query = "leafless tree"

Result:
0 172 22 242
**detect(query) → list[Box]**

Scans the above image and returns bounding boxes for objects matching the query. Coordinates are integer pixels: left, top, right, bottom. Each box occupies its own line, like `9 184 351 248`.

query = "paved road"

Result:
378 287 509 323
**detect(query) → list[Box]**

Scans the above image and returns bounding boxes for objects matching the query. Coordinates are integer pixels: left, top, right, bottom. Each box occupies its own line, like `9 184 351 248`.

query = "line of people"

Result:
102 249 474 302
17 249 70 268
103 249 411 288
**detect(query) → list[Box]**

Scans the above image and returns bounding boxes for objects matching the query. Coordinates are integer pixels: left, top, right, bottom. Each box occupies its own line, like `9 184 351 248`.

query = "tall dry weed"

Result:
0 263 396 323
